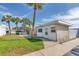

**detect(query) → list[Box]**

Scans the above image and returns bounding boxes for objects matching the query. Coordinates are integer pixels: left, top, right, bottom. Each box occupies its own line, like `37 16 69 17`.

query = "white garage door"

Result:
48 32 57 41
57 30 69 43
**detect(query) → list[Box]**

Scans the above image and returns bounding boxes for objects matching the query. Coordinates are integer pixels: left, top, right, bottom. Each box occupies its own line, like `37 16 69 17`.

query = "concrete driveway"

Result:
42 38 58 48
23 38 79 56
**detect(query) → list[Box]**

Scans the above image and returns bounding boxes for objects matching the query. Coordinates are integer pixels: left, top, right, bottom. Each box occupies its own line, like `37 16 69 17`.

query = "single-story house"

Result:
10 27 31 35
36 20 70 43
0 24 7 36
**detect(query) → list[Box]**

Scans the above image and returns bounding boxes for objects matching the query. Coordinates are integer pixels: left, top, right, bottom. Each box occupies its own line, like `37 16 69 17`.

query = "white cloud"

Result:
69 7 79 16
0 5 12 16
55 7 79 19
2 12 12 16
54 7 79 28
38 7 79 28
0 5 11 18
0 5 8 10
42 18 53 22
0 11 13 16
0 11 13 20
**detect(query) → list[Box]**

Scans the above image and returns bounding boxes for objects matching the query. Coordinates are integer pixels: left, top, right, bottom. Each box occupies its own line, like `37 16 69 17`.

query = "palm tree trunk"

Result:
23 23 26 32
16 23 18 31
31 7 37 38
24 25 26 32
8 22 11 35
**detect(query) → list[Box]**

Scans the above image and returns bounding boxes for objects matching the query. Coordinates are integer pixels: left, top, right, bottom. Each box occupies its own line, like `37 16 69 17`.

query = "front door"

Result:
44 28 49 39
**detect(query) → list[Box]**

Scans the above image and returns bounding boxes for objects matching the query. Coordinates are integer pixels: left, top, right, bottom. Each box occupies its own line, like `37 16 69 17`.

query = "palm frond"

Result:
38 3 44 10
27 3 44 10
27 3 33 6
5 15 12 22
21 17 32 26
12 17 21 23
1 16 5 22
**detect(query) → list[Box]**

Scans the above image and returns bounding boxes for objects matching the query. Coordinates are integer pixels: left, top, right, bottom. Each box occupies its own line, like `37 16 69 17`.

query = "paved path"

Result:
23 38 79 56
42 38 58 48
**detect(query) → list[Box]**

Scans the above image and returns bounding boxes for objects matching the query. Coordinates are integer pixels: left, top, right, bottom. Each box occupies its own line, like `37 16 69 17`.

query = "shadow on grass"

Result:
26 38 43 42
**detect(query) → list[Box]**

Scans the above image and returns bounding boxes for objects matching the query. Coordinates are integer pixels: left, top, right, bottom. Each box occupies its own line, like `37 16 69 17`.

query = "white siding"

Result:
56 25 69 43
36 21 70 43
69 29 79 39
37 25 57 41
37 32 44 37
43 25 56 41
48 32 56 41
36 27 44 37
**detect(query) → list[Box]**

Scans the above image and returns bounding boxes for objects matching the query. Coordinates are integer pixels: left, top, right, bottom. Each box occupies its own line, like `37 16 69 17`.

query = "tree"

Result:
20 17 32 34
27 3 43 38
12 17 21 31
2 15 12 34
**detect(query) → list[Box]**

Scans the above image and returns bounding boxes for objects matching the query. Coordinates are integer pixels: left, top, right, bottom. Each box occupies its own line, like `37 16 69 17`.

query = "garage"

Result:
56 24 69 43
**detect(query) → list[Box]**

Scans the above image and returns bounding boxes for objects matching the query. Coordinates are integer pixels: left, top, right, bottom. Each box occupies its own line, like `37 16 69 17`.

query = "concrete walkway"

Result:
42 38 58 48
43 41 58 48
23 38 79 56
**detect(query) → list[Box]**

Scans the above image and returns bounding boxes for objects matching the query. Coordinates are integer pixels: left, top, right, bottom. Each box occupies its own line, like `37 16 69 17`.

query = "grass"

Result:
0 35 44 56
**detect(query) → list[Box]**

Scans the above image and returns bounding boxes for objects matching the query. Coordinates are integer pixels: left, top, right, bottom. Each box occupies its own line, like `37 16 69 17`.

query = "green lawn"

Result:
0 35 44 56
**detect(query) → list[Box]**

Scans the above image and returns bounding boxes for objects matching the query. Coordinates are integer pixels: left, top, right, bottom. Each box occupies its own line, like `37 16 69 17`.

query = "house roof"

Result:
37 20 71 28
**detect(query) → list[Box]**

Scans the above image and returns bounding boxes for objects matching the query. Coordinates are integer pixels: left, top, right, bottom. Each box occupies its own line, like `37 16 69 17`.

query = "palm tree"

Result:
27 3 43 38
2 15 12 34
12 17 21 31
20 17 32 33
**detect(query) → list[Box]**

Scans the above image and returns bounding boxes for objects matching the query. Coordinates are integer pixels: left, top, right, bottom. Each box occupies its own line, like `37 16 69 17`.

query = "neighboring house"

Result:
36 20 70 43
11 27 16 34
0 24 7 36
6 27 16 34
69 27 79 39
11 27 31 35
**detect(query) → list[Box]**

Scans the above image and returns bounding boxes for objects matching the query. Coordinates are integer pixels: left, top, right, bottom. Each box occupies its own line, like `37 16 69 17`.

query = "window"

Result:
38 28 42 32
51 27 56 32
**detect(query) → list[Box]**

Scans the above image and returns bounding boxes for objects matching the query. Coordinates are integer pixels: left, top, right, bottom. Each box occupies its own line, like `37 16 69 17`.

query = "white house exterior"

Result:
69 27 79 39
36 20 70 43
0 25 7 36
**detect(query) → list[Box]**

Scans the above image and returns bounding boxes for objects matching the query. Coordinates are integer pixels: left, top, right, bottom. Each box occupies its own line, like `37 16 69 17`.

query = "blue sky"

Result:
0 3 79 28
